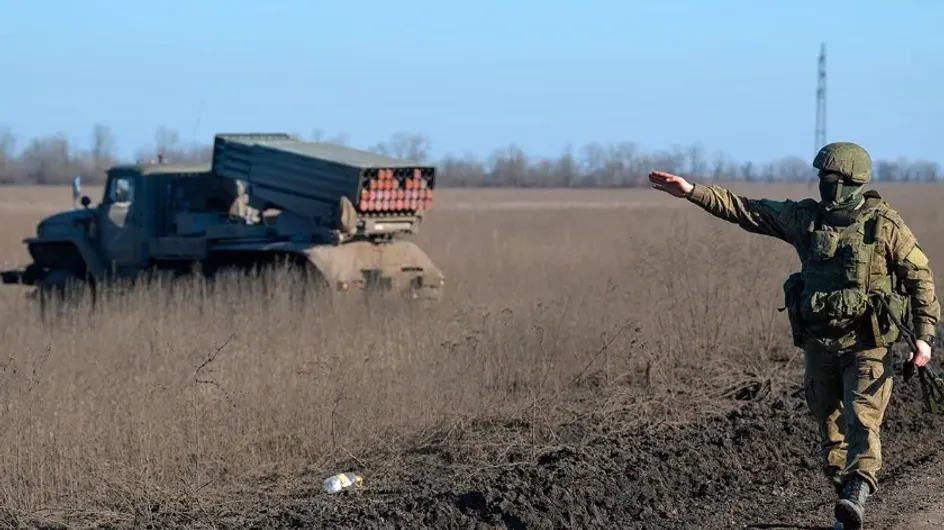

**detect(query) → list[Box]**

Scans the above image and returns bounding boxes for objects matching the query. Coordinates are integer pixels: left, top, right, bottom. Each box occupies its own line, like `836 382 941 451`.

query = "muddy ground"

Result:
259 371 942 530
21 350 941 530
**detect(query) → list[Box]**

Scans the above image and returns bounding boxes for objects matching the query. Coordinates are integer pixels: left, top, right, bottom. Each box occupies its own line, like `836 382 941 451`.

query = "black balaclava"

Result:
818 171 864 211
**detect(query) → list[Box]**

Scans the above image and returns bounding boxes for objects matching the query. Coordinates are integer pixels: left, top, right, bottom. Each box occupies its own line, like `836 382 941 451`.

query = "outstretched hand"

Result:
649 171 694 197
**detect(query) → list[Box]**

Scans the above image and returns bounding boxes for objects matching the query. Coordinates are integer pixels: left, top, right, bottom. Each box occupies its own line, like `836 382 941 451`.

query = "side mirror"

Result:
81 196 91 209
72 176 82 201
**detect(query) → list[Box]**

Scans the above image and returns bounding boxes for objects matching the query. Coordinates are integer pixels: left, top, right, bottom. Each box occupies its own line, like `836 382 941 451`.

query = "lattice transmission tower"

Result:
815 43 827 154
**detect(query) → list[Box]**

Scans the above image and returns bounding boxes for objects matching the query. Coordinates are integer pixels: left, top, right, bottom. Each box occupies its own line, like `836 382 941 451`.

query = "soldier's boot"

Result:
833 481 843 497
834 476 869 529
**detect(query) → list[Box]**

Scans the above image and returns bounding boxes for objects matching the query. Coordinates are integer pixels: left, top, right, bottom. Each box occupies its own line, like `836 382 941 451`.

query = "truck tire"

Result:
36 269 90 321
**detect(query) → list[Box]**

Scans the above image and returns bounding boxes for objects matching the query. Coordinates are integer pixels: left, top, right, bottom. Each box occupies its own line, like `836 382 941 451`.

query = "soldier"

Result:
648 142 940 529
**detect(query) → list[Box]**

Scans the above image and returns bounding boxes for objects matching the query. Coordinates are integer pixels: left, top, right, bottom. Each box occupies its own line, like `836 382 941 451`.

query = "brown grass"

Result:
0 182 943 523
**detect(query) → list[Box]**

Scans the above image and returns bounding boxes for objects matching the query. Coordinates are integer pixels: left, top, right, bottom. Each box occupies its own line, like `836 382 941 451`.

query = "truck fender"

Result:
26 235 105 280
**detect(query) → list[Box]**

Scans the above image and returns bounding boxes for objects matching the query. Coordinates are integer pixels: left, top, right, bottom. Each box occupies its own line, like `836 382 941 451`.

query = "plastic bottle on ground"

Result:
323 472 364 494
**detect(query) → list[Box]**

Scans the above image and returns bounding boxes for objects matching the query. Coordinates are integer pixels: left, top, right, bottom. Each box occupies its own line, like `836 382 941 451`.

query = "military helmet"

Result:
813 142 872 185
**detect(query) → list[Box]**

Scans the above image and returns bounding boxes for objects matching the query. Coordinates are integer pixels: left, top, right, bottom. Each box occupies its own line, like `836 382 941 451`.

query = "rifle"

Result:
872 295 944 415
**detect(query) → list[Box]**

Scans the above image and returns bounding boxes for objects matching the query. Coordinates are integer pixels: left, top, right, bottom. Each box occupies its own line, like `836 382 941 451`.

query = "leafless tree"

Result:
369 132 430 162
0 125 939 187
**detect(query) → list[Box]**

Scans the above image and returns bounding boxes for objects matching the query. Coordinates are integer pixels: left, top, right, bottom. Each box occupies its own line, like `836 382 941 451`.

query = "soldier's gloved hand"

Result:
909 339 932 367
649 171 694 197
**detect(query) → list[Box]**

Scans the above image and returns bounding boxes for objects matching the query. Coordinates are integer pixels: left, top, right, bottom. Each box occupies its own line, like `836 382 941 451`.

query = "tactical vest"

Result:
781 192 910 352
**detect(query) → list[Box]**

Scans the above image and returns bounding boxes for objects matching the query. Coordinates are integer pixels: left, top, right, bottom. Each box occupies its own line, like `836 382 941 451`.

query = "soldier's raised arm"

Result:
882 210 941 361
648 171 797 243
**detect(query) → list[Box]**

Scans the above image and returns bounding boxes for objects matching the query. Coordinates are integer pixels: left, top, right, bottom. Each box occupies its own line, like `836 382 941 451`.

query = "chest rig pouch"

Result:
781 199 891 351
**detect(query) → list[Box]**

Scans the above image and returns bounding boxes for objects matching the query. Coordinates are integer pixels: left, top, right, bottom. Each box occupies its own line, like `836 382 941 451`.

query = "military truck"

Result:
1 133 445 302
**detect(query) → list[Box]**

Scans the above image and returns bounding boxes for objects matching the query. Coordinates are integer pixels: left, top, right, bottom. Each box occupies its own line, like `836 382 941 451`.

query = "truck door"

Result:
99 174 148 273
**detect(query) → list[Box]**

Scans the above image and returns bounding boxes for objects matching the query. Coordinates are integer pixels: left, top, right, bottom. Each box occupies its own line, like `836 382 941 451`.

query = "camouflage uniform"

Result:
682 142 940 527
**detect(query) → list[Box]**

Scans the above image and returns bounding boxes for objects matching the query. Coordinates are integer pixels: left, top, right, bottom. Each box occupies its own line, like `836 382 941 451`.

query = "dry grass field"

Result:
1 182 943 529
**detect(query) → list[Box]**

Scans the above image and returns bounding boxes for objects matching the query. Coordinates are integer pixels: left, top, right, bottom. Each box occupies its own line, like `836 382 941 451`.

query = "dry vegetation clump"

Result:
0 184 942 528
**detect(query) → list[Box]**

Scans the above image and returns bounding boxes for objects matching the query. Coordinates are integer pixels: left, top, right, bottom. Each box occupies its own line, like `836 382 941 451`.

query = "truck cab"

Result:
0 161 235 288
95 163 237 272
93 162 242 275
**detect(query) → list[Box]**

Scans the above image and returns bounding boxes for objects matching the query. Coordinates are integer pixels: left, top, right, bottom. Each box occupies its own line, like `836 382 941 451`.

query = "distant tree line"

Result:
0 124 941 187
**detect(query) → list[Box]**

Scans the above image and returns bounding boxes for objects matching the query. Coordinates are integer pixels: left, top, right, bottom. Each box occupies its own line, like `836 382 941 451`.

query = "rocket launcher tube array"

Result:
359 168 434 214
210 134 436 227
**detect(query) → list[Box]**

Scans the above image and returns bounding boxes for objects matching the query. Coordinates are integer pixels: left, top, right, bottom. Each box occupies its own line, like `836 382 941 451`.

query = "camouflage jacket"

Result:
685 183 940 341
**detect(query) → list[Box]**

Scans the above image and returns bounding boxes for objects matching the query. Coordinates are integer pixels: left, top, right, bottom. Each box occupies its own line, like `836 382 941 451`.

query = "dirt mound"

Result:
211 397 813 530
225 368 939 530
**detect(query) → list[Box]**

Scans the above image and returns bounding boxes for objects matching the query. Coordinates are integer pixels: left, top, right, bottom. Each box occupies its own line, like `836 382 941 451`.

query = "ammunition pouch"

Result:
804 288 870 332
781 272 877 349
810 230 839 262
781 273 806 347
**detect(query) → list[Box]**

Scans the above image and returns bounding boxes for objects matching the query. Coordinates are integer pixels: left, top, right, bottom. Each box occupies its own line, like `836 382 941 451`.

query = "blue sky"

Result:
0 0 941 164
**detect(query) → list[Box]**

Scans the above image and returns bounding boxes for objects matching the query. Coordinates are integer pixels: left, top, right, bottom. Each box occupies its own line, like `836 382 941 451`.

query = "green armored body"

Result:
649 142 940 530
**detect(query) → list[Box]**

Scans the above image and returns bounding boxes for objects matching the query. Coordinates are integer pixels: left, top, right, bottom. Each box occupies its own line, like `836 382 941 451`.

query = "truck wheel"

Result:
36 269 90 321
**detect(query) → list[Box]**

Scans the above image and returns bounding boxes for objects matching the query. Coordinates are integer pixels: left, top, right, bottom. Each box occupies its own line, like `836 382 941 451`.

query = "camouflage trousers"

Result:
803 345 894 494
